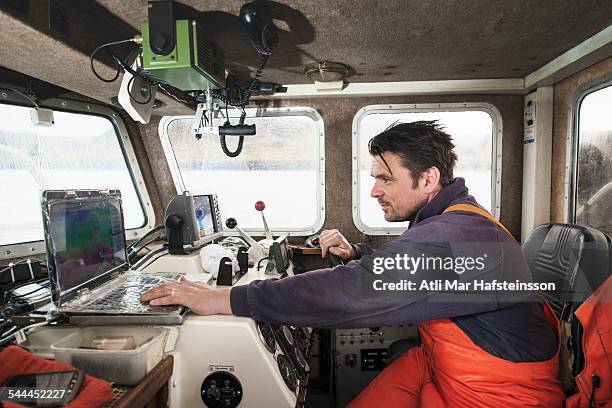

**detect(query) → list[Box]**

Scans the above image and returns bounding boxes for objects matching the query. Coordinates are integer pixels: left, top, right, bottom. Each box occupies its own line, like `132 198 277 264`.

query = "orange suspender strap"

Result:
443 203 516 242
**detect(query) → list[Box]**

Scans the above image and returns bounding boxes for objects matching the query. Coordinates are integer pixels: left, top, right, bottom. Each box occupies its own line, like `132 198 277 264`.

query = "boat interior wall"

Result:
123 115 169 222
551 56 612 224
134 116 180 223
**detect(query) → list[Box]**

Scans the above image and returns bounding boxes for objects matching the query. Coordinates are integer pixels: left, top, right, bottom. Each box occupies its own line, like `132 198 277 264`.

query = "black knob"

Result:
226 218 237 229
165 213 183 229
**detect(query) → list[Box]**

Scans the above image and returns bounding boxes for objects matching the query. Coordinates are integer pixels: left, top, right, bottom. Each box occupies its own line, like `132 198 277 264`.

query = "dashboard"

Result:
140 250 311 408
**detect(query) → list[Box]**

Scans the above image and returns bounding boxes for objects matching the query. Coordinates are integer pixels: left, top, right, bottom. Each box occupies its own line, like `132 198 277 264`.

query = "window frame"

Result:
159 107 326 236
565 75 612 224
0 94 156 260
352 102 503 235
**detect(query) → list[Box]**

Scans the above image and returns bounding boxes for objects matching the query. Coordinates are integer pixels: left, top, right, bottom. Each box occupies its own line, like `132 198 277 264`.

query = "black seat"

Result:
522 224 611 320
522 223 611 392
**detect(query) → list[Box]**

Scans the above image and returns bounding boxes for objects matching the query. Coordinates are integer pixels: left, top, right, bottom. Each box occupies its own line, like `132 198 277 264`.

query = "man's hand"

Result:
140 277 232 315
319 229 355 261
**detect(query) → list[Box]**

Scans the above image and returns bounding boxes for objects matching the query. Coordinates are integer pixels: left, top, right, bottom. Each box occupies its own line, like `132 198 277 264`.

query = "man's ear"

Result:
422 166 441 192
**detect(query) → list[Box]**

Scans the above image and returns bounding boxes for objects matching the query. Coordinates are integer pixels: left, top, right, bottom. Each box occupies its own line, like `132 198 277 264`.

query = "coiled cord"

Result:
219 133 245 158
214 53 269 157
90 38 167 106
213 53 269 109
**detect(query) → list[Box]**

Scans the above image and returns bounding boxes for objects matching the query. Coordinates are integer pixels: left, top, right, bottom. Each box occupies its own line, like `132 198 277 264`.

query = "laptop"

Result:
42 189 186 325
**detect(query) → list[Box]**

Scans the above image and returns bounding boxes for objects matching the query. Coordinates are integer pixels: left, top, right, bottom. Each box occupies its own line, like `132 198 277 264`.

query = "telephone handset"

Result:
239 1 278 56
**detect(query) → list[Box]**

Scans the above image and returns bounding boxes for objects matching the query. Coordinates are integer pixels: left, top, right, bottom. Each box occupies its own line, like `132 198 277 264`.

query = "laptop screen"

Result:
43 190 127 304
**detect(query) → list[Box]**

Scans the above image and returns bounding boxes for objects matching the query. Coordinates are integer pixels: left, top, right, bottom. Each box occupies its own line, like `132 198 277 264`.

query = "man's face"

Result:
370 152 429 222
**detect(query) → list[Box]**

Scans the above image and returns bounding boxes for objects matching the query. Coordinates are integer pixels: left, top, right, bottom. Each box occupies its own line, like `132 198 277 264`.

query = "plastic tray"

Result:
51 326 167 385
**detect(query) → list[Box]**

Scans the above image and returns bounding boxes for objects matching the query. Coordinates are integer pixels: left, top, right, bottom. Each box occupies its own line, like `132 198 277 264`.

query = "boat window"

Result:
352 104 501 235
573 83 612 235
160 108 325 235
0 99 152 257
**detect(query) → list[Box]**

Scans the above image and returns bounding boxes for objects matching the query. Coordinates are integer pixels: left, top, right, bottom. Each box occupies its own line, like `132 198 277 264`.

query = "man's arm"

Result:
142 222 527 328
229 239 504 328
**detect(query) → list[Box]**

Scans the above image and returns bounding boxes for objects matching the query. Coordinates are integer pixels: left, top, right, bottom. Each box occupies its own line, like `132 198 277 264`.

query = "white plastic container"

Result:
51 327 167 385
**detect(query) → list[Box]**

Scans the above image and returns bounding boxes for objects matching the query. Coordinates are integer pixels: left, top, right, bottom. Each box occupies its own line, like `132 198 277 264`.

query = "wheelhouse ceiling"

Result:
0 0 611 110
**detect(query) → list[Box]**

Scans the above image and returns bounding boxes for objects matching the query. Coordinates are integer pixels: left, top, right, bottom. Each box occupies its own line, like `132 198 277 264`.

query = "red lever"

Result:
255 201 266 212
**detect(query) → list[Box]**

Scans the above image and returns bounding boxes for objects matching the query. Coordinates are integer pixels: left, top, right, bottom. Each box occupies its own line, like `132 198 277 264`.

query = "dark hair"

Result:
368 120 457 187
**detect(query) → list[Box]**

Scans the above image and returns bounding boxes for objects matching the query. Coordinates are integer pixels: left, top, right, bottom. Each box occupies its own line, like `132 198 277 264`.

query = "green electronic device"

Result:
141 19 225 91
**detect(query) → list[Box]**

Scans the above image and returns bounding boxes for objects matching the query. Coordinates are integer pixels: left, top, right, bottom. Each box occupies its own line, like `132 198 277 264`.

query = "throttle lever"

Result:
328 253 345 267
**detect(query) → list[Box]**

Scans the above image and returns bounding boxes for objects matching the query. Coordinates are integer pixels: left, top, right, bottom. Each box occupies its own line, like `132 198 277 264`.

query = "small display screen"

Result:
271 237 290 274
193 195 215 238
48 198 126 293
279 242 289 269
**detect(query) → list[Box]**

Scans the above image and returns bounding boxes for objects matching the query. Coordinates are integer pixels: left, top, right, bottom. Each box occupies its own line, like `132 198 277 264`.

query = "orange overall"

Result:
565 275 612 408
348 204 565 407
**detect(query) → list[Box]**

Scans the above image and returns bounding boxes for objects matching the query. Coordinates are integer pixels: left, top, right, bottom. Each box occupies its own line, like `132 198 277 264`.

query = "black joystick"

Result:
226 217 237 229
329 253 345 267
165 213 183 229
224 216 265 260
165 213 186 255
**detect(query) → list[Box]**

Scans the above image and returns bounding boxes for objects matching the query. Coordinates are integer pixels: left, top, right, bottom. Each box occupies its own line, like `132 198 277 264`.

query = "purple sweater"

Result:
230 178 557 362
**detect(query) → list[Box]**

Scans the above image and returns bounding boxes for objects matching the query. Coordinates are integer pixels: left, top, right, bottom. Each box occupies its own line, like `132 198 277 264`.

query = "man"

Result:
142 121 563 406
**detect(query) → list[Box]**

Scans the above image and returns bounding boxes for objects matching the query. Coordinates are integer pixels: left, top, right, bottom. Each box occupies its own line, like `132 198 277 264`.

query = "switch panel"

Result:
334 325 419 407
360 348 388 371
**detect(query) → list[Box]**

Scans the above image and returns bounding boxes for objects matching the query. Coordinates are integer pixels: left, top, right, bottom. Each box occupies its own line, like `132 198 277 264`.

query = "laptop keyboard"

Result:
74 272 185 314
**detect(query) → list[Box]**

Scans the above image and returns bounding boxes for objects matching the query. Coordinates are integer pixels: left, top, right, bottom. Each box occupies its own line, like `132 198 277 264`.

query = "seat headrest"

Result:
522 224 611 319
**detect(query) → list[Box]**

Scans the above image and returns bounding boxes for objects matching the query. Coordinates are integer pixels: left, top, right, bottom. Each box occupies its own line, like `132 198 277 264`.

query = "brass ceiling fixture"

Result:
303 61 350 83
